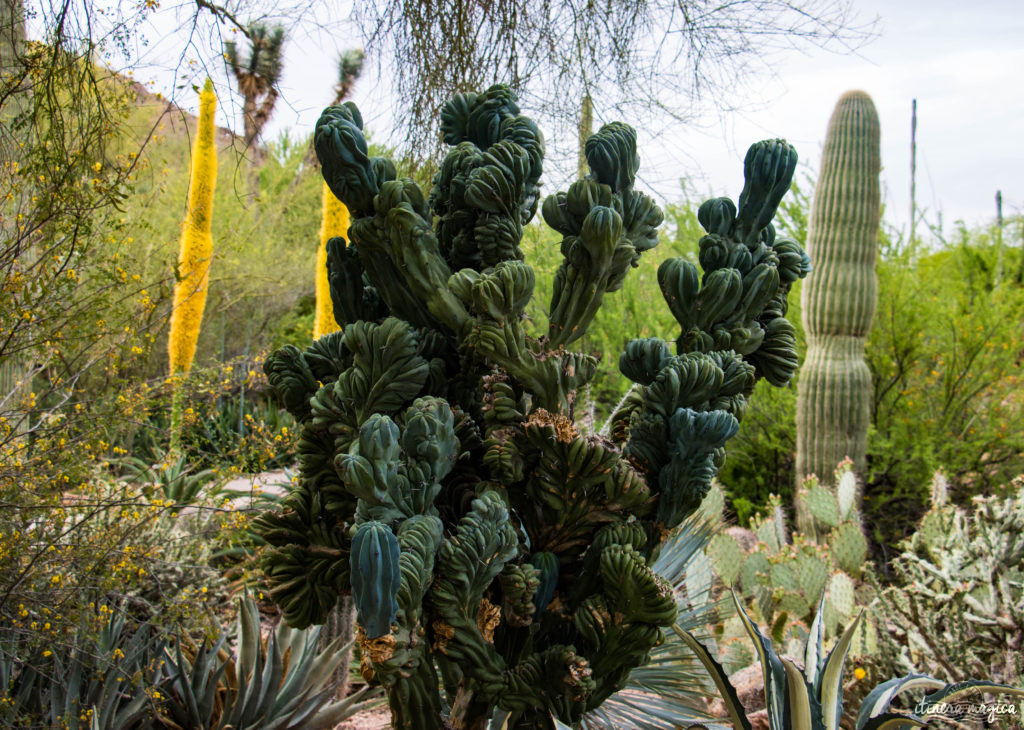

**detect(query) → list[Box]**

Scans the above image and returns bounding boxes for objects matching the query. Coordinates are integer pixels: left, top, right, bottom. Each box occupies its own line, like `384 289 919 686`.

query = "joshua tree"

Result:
225 22 285 155
333 47 364 105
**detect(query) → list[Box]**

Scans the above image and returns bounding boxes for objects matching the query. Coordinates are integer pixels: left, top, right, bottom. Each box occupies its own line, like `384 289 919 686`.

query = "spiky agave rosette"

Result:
253 84 810 729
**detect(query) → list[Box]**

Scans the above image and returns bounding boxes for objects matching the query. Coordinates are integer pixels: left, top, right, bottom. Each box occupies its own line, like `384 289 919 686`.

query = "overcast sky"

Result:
105 0 1023 241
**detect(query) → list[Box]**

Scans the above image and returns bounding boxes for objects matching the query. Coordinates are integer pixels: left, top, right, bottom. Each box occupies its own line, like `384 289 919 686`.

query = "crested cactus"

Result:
254 84 809 729
797 90 881 493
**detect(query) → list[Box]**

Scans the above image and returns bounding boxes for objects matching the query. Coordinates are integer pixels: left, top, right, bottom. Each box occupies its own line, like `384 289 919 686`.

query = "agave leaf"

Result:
856 712 927 730
197 638 229 723
804 594 826 689
920 679 1024 706
731 589 787 730
174 641 204 727
780 657 819 730
111 690 152 729
489 709 512 730
552 715 575 730
273 633 320 712
819 610 863 730
276 632 347 720
308 685 385 729
672 625 752 730
855 674 943 729
252 628 285 724
237 597 262 695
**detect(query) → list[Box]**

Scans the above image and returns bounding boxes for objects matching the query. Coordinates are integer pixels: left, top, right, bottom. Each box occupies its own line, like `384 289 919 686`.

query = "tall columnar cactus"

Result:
314 183 349 338
797 90 880 491
168 78 217 451
254 85 809 729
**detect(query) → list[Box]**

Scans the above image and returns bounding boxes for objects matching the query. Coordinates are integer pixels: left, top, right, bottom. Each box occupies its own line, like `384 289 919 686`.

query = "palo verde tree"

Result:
355 0 874 160
255 83 809 729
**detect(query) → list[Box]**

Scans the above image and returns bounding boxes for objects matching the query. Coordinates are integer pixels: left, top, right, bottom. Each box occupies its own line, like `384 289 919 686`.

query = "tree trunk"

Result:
321 595 355 698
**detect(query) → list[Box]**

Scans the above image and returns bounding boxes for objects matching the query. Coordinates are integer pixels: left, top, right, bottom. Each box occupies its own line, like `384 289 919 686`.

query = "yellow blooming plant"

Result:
313 181 349 338
168 78 218 451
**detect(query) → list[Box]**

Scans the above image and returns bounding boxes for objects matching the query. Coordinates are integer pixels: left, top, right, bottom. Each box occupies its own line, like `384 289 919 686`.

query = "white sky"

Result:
77 0 1024 240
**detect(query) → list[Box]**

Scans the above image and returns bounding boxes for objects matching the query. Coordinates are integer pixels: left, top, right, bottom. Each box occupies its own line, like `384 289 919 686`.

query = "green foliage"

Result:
255 84 808 729
0 608 165 728
864 225 1024 545
714 196 1024 550
679 591 1024 730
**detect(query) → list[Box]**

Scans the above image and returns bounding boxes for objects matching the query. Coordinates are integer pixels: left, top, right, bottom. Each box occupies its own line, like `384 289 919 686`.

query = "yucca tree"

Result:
225 23 285 152
332 48 364 105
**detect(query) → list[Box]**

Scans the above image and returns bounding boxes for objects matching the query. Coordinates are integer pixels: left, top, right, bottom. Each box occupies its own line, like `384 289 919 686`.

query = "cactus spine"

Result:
797 90 880 492
168 78 217 452
314 183 348 338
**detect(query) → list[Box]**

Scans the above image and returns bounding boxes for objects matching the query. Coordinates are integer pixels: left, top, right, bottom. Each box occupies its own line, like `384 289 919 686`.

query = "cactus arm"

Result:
451 264 598 412
315 105 440 328
544 123 663 349
325 238 387 327
517 413 650 561
348 515 445 730
430 491 519 682
263 345 319 423
315 183 349 338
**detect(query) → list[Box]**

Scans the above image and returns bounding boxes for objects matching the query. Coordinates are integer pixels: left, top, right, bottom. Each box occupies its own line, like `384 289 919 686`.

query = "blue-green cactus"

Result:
254 84 809 729
350 521 402 638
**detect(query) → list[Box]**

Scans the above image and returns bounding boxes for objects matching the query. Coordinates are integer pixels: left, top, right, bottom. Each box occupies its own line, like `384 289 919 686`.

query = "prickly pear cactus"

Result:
254 84 809 729
706 463 875 664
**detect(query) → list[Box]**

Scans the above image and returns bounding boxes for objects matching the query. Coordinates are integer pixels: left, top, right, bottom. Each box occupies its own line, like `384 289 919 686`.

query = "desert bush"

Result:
863 223 1024 550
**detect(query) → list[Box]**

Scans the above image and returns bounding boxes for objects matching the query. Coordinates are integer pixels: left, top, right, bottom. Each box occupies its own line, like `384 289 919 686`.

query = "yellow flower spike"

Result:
853 667 866 680
313 182 349 339
168 78 217 376
168 78 218 454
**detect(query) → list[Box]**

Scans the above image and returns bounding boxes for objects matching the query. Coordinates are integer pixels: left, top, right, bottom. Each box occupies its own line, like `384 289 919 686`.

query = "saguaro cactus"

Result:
168 78 217 451
254 84 808 729
797 90 880 490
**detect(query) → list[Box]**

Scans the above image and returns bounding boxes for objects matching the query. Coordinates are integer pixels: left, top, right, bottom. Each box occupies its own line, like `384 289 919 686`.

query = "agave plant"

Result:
0 609 166 729
677 592 1024 729
159 595 380 729
119 452 219 510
